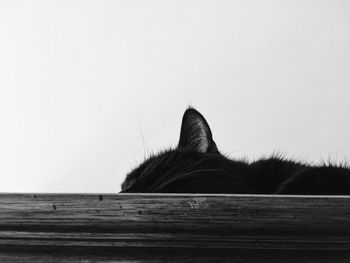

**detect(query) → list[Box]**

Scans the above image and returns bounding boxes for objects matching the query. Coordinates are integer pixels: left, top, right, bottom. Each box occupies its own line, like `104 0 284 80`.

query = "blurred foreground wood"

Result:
0 193 350 262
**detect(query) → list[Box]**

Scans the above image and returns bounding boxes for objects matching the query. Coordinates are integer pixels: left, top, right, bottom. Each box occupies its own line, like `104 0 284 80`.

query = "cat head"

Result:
120 107 239 193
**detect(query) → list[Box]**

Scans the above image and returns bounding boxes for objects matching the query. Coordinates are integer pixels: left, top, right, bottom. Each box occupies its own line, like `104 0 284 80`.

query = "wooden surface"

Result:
0 193 349 261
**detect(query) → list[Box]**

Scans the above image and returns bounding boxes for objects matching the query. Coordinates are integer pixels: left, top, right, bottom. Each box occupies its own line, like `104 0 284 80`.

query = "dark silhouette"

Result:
121 108 350 194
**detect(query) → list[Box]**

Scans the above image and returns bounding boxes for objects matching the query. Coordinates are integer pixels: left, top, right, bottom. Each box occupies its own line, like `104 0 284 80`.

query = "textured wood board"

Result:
0 193 349 252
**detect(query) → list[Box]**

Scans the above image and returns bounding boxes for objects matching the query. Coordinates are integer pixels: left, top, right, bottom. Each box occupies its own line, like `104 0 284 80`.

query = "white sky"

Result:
0 0 350 193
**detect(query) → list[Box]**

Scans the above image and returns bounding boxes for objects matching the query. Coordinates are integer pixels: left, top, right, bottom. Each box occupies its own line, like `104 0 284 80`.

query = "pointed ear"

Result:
178 108 218 153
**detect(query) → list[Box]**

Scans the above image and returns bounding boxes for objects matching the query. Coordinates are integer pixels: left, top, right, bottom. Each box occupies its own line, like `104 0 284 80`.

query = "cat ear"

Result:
178 108 218 153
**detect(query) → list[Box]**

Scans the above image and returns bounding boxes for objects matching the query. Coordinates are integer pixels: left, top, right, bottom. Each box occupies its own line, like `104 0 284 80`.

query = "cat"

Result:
121 107 350 194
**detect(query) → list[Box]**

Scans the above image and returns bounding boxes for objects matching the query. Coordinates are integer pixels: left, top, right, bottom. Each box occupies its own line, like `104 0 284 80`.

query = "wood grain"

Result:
0 194 349 250
0 193 350 261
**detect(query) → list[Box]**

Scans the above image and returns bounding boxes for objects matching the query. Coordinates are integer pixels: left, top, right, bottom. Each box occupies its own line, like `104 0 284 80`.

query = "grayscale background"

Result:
1 0 349 193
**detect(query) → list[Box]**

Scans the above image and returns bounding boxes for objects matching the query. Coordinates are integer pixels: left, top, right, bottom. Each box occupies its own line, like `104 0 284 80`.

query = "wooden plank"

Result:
1 248 350 263
0 193 349 252
0 248 350 263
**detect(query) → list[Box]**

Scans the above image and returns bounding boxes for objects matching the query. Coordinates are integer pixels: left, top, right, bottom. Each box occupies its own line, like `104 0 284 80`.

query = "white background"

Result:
1 0 349 193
